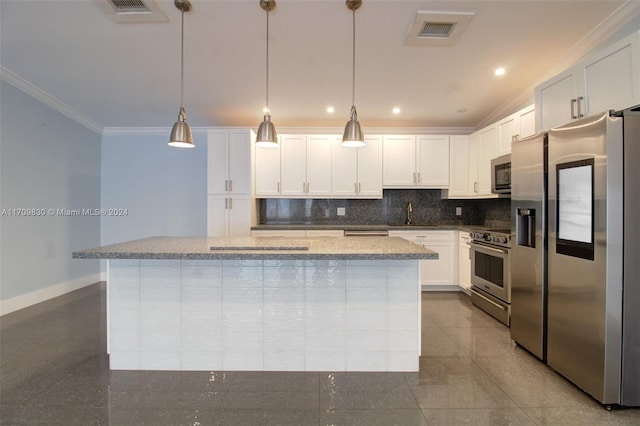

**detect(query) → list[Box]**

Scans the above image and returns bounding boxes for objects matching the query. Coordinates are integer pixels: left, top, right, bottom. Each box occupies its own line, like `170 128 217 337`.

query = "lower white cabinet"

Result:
250 230 343 238
458 232 472 292
251 230 306 237
389 230 458 290
207 195 251 238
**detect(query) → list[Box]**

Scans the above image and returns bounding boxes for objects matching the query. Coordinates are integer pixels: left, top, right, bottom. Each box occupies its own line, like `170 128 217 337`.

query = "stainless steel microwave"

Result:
491 154 511 194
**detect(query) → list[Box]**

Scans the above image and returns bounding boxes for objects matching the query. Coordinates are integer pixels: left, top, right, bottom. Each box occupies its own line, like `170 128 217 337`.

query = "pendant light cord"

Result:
180 9 185 111
351 7 356 108
266 7 270 113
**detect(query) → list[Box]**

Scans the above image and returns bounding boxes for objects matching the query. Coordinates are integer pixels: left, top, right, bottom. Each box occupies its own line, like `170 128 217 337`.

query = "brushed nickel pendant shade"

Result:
255 0 279 147
341 0 365 148
168 0 194 148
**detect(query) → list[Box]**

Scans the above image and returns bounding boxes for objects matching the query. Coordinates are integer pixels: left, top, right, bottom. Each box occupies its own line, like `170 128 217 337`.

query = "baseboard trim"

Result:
0 272 106 316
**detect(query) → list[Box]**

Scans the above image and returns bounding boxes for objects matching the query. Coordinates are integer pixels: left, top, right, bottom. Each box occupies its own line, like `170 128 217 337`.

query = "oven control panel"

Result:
470 230 511 248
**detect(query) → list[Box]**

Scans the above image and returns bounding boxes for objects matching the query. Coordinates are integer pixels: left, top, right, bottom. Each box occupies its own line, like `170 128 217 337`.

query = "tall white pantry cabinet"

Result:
207 129 251 238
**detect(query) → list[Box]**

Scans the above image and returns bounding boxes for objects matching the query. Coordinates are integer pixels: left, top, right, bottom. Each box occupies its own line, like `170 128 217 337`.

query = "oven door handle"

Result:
469 241 509 255
470 288 507 311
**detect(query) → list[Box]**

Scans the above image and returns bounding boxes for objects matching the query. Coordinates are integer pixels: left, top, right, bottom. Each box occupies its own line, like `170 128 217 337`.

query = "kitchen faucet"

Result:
406 201 413 225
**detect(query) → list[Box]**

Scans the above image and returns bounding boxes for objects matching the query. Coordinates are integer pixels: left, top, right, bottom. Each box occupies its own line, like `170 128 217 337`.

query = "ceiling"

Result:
1 0 639 133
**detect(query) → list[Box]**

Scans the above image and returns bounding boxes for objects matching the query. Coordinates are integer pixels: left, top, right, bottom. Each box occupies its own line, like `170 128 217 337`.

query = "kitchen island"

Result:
73 236 437 372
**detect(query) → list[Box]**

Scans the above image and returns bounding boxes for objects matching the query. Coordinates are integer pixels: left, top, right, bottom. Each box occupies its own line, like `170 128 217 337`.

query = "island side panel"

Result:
107 258 421 371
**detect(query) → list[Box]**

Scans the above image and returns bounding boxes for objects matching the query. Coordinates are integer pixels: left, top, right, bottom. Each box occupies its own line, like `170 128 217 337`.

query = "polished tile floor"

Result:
1 283 639 425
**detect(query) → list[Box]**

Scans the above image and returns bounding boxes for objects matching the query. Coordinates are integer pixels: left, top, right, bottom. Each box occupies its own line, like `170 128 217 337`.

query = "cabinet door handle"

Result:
474 182 478 193
228 198 233 209
277 182 280 193
225 198 228 209
417 172 421 184
577 96 584 118
570 98 578 119
358 182 361 193
229 180 233 192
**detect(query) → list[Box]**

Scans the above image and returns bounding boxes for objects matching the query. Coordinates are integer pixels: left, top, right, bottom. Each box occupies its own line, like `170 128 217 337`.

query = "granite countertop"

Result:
72 236 438 261
251 224 491 232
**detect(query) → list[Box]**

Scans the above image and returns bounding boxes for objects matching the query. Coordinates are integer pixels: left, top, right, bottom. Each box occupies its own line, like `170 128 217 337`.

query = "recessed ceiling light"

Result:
326 106 335 113
494 67 506 76
392 107 401 114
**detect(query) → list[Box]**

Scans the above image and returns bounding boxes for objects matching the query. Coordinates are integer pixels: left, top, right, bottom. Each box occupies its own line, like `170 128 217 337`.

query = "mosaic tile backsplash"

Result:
259 190 510 228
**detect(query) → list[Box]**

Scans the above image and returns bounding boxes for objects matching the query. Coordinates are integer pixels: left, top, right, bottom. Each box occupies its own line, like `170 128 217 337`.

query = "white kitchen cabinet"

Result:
389 230 458 290
207 195 251 238
255 142 281 197
304 230 344 237
250 230 307 237
497 104 536 155
477 125 499 196
251 229 342 237
207 129 251 238
458 231 472 293
446 135 470 197
208 129 250 195
332 136 383 198
383 135 450 188
382 135 416 186
280 135 333 197
536 30 640 131
518 105 536 139
444 123 499 199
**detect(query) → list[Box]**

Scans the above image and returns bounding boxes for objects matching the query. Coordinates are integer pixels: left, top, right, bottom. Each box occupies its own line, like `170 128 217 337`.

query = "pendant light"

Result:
255 0 278 147
168 0 194 148
341 0 365 148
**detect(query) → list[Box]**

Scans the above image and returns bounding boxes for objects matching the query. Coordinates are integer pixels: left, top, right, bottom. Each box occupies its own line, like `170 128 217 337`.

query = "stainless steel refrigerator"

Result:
547 108 640 406
511 131 548 361
512 106 640 406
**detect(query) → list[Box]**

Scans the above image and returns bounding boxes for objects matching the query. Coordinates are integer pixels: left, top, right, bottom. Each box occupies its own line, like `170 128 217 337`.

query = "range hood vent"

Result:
405 11 474 46
97 0 168 23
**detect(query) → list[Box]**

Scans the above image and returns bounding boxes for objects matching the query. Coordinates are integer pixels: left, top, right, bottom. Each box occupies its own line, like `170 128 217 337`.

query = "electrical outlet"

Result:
337 207 346 216
456 207 462 216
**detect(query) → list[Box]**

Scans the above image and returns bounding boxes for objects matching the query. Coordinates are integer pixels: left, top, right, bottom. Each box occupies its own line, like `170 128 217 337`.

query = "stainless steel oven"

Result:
469 229 511 326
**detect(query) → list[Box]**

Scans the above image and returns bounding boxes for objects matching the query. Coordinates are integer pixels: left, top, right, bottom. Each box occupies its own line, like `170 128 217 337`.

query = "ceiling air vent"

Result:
109 0 150 13
419 22 455 38
405 11 474 46
96 0 168 23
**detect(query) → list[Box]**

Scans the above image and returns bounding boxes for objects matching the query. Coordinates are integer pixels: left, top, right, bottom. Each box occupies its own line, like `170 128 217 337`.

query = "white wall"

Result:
0 81 101 312
100 132 207 245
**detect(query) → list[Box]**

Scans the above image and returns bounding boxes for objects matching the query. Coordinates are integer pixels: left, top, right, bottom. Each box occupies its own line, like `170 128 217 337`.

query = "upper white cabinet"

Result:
332 136 383 198
477 124 499 196
536 30 640 131
280 135 333 197
446 135 470 197
208 129 251 195
254 142 281 197
444 125 498 199
382 135 450 188
497 104 535 155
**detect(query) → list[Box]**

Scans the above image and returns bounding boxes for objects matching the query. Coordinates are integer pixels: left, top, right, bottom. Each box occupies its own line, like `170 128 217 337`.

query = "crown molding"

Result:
102 125 475 136
0 66 104 134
